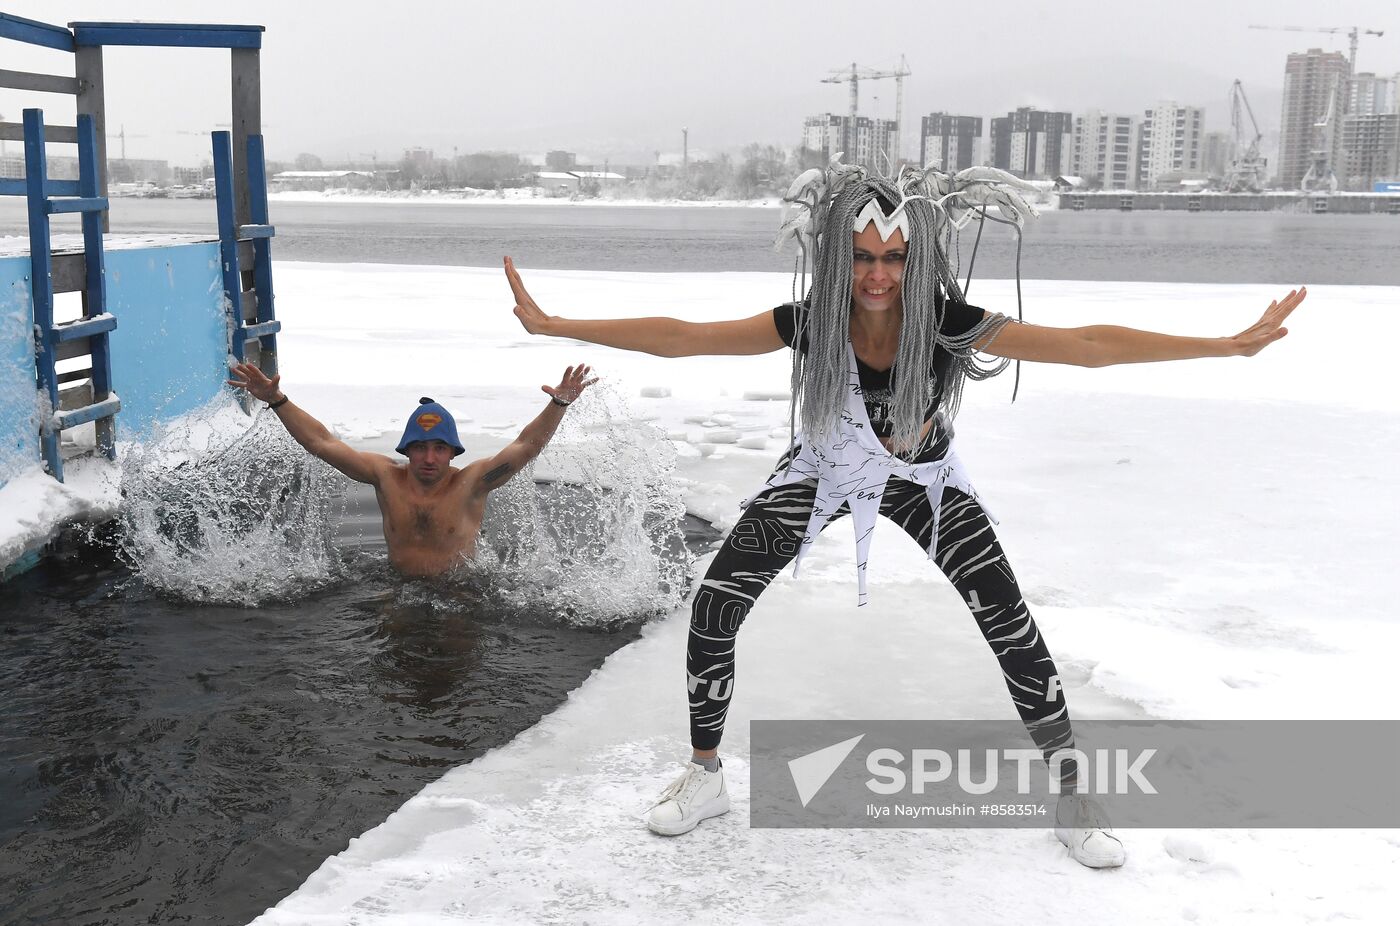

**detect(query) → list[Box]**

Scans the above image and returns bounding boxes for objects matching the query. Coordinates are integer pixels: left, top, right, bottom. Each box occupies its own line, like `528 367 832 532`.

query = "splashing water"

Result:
116 397 348 605
112 388 695 618
476 382 692 625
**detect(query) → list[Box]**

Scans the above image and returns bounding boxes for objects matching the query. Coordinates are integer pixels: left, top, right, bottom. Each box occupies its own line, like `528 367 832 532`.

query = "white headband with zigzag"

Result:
852 199 910 242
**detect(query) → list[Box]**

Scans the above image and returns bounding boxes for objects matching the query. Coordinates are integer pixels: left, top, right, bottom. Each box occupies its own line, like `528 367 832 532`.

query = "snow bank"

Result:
0 459 119 569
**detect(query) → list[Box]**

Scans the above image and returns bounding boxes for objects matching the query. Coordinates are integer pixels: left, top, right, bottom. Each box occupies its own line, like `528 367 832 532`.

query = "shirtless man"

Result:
227 362 596 575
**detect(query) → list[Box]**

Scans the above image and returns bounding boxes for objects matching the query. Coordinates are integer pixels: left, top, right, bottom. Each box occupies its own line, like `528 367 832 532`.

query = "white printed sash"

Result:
743 343 995 606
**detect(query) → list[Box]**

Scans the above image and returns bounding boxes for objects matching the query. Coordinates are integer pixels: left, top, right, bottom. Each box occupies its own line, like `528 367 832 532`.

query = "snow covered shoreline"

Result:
4 264 1396 923
267 189 784 209
265 188 1064 212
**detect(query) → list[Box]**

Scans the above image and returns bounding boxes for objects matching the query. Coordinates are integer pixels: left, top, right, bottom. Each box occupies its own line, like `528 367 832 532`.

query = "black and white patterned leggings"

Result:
687 468 1077 777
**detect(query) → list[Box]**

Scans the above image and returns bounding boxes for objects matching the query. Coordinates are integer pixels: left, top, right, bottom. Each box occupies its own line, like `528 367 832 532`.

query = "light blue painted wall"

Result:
0 241 229 486
105 243 228 432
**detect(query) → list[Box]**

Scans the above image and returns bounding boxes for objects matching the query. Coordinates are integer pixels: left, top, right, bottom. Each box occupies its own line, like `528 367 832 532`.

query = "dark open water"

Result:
2 197 1398 284
0 484 717 925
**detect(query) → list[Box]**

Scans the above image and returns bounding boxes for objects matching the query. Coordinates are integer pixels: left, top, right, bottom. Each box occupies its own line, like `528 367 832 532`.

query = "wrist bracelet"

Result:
268 395 289 410
551 396 571 408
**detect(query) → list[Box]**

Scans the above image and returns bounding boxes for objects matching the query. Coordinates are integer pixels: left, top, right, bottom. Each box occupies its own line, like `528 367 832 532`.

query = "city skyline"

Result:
1 0 1396 168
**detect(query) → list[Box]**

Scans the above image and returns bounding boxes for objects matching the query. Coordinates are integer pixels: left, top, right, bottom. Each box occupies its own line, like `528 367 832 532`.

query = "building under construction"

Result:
1277 48 1351 189
800 59 909 171
801 113 898 171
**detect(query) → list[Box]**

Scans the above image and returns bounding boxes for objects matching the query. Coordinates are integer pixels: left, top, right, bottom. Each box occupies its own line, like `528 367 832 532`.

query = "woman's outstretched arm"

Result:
505 257 785 358
979 287 1306 367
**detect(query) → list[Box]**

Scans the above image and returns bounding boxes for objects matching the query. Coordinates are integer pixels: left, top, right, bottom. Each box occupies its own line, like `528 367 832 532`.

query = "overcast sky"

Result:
2 0 1396 166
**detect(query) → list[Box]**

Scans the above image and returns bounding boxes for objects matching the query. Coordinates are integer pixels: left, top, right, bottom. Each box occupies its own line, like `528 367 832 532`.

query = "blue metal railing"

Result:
14 108 120 481
212 130 280 368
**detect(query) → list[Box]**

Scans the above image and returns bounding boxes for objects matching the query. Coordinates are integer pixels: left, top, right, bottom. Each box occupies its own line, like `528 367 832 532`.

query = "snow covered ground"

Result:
253 266 1397 925
4 263 1397 923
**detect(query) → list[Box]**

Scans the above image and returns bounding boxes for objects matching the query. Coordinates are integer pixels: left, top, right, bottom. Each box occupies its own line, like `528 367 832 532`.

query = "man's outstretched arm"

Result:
228 362 392 486
473 364 598 495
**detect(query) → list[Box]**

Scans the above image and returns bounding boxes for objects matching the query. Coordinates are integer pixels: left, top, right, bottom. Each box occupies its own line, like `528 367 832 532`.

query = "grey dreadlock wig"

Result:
775 162 1041 455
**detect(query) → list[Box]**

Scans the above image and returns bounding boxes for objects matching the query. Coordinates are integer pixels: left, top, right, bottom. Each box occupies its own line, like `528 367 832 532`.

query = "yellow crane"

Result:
820 56 911 170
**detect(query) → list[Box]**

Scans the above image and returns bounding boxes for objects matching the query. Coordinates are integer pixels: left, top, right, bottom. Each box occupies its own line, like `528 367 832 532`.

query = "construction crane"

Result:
107 124 153 161
1225 80 1268 192
1247 24 1384 72
1249 24 1383 191
1300 75 1341 192
820 56 911 170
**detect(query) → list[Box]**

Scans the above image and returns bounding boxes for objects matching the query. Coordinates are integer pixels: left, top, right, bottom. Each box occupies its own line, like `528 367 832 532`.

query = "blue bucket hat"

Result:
396 397 465 456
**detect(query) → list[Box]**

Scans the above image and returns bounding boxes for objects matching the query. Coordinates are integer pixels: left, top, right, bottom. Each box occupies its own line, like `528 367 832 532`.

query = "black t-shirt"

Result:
773 299 985 438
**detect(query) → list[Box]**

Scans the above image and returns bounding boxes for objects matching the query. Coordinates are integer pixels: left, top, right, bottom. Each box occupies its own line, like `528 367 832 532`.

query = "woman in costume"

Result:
502 164 1304 868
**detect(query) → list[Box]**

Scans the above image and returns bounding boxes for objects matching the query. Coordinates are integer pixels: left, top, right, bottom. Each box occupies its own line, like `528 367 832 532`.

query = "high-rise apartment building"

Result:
1341 113 1400 189
919 113 983 171
1202 131 1233 179
859 117 898 172
1339 71 1400 189
1348 73 1398 117
1070 110 1136 189
803 114 845 161
802 113 898 172
990 107 1072 179
1277 48 1350 190
1136 101 1205 189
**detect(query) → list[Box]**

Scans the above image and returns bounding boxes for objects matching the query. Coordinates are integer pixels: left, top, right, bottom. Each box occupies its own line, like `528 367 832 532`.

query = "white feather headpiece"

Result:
774 160 1041 255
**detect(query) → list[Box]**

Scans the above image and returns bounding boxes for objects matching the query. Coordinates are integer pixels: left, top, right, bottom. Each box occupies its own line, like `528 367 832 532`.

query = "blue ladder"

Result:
7 107 120 482
212 130 280 372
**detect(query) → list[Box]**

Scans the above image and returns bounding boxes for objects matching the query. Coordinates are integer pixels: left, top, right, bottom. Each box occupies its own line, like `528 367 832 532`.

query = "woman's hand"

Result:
505 256 555 336
227 362 283 403
543 364 598 404
1226 287 1306 357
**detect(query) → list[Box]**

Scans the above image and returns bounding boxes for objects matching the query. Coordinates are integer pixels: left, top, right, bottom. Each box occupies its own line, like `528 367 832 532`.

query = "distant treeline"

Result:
288 144 827 199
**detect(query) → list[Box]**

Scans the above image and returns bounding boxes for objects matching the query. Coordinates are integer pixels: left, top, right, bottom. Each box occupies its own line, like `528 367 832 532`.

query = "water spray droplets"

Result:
117 399 348 605
476 382 691 625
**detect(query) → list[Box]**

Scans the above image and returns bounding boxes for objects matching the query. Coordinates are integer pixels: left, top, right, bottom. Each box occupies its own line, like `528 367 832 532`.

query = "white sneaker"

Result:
1055 794 1126 869
645 761 730 836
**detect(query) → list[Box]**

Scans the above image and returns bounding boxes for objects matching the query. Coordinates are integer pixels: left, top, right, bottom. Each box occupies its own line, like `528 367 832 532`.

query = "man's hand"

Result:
543 364 598 405
1227 287 1306 357
227 362 284 404
476 363 599 497
505 256 555 335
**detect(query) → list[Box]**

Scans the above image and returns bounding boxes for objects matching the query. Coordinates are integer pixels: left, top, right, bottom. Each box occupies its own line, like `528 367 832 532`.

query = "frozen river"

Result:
2 195 1398 284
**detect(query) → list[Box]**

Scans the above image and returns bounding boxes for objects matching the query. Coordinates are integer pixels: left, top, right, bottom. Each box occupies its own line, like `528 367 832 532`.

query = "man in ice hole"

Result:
228 361 596 575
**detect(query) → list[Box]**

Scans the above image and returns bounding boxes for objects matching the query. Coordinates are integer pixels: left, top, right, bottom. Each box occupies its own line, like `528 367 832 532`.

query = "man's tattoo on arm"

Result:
483 463 513 487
